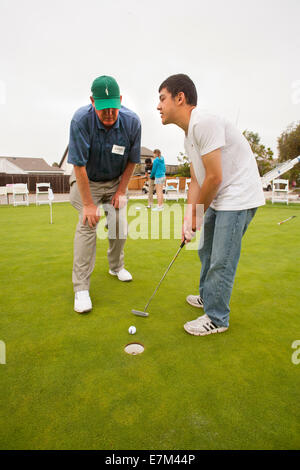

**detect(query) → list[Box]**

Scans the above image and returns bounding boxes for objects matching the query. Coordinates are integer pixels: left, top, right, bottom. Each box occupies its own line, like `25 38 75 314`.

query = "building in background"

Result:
0 156 68 194
59 145 179 176
0 156 64 175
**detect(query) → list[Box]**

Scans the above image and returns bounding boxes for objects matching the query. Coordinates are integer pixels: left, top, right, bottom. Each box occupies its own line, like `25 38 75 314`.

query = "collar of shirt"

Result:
94 107 120 132
187 107 197 141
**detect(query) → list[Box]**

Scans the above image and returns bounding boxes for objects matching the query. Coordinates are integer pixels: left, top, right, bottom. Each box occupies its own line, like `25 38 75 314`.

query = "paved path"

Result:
34 190 300 205
1 190 300 205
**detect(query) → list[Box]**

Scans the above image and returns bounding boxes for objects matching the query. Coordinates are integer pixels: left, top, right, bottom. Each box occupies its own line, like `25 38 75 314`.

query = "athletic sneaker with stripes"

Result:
186 295 204 308
184 314 228 336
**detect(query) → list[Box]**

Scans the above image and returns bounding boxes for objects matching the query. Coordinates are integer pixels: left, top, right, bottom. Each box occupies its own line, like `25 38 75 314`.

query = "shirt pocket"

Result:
106 137 129 176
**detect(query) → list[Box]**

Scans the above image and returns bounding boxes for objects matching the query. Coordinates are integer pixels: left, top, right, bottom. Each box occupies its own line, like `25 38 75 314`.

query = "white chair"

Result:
12 183 29 206
36 182 51 205
183 178 191 200
272 178 289 205
0 186 7 204
165 178 180 201
5 184 14 205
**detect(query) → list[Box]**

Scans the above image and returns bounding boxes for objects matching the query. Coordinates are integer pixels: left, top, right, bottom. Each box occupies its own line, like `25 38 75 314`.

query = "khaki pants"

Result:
70 175 127 292
148 178 155 206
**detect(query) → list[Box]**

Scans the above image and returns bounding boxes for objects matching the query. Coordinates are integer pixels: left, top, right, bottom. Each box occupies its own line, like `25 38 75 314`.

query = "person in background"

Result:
151 149 166 211
144 157 155 208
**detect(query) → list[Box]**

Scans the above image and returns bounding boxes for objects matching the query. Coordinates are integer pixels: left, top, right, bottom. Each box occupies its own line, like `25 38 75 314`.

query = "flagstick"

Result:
277 215 296 225
48 188 54 224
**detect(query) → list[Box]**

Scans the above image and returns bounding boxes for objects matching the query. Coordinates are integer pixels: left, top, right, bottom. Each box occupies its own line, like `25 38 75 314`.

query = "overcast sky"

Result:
0 0 299 165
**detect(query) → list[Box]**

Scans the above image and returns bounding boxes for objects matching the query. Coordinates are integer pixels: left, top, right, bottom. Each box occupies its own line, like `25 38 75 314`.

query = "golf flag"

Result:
48 188 54 202
48 188 54 224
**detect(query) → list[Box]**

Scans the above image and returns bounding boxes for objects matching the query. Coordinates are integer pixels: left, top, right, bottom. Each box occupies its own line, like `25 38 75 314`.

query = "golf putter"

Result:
132 239 186 317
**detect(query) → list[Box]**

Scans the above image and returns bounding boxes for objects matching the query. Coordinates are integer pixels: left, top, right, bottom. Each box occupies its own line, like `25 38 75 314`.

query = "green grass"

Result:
0 200 300 450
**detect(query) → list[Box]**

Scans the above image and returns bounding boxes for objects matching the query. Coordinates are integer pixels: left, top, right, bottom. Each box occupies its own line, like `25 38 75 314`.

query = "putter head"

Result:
132 309 149 317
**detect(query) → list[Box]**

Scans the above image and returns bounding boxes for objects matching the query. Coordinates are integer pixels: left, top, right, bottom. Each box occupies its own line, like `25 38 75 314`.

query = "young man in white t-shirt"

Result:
157 74 265 336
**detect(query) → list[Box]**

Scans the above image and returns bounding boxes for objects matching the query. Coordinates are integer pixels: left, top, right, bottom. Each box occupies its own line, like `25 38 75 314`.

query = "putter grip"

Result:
180 239 186 248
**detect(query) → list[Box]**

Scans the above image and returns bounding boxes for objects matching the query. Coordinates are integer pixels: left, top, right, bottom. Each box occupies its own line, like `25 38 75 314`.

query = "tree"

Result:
176 152 190 177
277 121 300 184
243 130 274 176
52 162 59 167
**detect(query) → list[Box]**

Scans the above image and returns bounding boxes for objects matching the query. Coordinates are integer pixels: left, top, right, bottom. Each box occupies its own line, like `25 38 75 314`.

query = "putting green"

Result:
0 200 299 450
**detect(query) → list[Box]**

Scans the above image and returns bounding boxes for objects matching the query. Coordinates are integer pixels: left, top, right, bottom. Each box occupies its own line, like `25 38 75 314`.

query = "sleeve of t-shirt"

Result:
193 116 226 157
128 120 142 164
67 119 90 167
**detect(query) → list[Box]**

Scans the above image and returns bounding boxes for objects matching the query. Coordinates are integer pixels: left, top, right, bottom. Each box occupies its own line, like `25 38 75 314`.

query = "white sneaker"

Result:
109 268 132 282
184 314 228 336
152 205 164 211
186 295 204 308
74 290 92 313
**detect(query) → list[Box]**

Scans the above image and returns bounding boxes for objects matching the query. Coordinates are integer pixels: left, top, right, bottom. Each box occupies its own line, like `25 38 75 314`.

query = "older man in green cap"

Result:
68 75 141 313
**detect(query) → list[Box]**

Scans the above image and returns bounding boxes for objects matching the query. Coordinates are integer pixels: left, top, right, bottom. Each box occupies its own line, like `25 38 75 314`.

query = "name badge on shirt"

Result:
112 144 125 155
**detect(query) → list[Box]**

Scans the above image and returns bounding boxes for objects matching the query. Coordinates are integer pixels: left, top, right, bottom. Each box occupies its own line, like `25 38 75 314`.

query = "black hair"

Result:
145 158 152 164
158 74 197 106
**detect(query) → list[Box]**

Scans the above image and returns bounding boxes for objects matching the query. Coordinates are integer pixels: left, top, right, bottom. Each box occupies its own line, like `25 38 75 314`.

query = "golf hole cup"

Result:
128 326 136 335
124 343 144 355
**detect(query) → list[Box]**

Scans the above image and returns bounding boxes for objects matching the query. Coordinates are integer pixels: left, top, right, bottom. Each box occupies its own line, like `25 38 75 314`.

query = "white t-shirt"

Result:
184 108 265 210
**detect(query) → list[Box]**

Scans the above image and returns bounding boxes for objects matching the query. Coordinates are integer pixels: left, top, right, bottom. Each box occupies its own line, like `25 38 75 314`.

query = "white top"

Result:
184 108 265 210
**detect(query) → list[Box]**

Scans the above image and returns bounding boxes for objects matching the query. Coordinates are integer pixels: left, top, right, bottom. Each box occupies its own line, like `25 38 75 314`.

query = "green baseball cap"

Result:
91 75 121 110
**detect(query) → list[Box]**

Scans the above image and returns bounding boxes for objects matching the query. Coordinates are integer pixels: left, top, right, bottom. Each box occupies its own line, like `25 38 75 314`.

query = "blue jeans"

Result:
198 207 257 328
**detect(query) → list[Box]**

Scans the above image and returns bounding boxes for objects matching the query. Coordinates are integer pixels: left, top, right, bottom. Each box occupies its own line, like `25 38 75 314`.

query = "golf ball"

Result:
128 326 136 335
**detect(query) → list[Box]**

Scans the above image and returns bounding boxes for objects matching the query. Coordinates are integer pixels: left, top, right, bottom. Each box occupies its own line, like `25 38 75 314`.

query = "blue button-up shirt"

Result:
68 104 141 181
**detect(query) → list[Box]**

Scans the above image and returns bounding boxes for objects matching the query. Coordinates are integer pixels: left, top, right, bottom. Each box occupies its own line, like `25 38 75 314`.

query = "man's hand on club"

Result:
182 219 196 243
182 204 204 243
83 203 101 228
